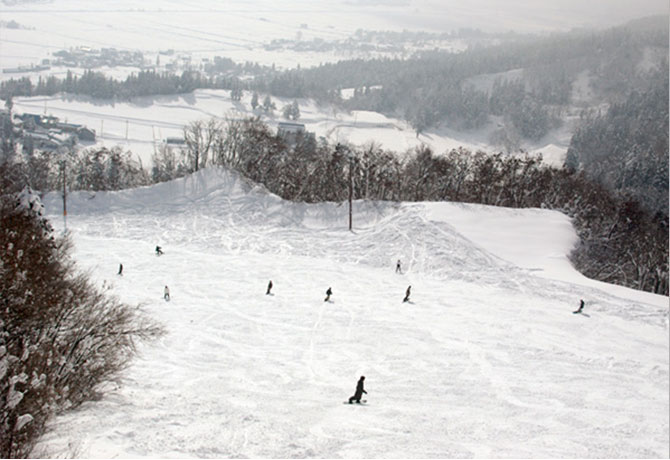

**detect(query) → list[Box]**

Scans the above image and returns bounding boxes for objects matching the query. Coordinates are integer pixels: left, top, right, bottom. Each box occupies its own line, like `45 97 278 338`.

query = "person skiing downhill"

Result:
349 376 367 404
164 285 170 301
396 259 402 274
266 280 273 295
324 287 333 302
403 285 411 302
573 299 585 314
156 245 163 256
117 263 123 276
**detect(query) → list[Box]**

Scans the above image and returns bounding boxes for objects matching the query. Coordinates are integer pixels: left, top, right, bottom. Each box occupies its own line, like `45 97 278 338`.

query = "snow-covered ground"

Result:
11 90 570 167
34 167 668 458
2 0 667 71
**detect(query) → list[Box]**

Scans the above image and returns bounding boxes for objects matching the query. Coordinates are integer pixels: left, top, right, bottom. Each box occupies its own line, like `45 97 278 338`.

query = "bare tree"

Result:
183 118 219 172
212 114 245 167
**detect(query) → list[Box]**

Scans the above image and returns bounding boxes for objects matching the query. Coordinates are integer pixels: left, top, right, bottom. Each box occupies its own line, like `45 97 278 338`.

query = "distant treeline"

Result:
2 115 667 295
0 69 229 101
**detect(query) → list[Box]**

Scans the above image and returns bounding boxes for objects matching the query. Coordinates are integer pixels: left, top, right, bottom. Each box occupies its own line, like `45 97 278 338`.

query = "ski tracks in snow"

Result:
35 172 669 458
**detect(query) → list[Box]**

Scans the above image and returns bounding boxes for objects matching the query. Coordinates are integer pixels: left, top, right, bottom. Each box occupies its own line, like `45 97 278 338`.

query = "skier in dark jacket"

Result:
403 285 411 302
395 259 402 274
324 287 332 302
266 280 273 295
573 299 585 314
349 376 367 404
155 245 163 256
118 263 123 276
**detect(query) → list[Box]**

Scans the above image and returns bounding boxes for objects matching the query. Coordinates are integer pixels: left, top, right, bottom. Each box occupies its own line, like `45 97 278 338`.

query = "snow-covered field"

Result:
34 167 669 458
2 0 668 71
10 90 569 167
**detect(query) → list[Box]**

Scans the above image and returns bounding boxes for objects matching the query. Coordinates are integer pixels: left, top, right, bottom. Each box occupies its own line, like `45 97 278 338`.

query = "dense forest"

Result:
565 65 668 216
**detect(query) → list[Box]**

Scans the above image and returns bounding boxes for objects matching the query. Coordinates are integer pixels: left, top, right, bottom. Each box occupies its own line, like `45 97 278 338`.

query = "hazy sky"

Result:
376 0 670 33
2 0 668 34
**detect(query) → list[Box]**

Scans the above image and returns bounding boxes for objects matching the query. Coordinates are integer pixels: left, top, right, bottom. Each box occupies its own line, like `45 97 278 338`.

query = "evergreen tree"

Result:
262 95 276 114
282 100 301 120
230 86 243 102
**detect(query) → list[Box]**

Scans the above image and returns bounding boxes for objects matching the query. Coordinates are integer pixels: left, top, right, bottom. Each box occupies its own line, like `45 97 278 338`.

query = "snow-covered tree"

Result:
151 144 189 183
230 86 243 102
282 100 301 121
262 95 276 114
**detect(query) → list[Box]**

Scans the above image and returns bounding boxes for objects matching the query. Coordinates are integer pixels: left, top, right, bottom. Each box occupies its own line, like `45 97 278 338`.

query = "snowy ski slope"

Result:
35 167 668 458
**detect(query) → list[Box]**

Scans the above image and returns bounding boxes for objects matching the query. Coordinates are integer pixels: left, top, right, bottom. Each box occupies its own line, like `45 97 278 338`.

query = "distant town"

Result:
1 109 96 153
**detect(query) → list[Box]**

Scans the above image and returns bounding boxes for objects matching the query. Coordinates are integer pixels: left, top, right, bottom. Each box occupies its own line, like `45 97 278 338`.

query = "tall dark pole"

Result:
61 157 67 232
348 154 353 231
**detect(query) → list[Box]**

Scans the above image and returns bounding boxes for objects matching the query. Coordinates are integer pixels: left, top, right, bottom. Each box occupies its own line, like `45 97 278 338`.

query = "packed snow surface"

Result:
36 168 668 458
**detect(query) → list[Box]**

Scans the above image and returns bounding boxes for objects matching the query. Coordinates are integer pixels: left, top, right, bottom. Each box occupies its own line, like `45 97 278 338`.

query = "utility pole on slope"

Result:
337 142 355 232
58 146 68 233
62 158 67 232
349 152 353 231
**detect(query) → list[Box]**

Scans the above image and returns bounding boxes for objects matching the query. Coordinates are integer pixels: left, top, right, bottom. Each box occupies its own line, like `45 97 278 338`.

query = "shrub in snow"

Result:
0 164 164 458
16 187 44 217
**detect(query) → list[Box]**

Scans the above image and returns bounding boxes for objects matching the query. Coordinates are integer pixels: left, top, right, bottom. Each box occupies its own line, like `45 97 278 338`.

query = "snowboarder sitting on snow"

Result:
396 259 402 274
349 376 367 404
324 287 333 302
155 245 163 256
573 299 585 314
164 285 170 301
403 285 411 302
266 280 273 295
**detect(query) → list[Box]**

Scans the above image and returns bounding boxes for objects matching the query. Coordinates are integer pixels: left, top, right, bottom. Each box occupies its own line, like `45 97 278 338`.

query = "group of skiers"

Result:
119 251 409 303
113 250 590 404
268 284 409 303
119 250 586 317
124 250 590 313
268 283 410 304
265 260 409 304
